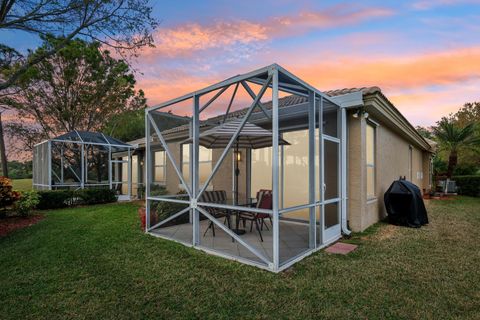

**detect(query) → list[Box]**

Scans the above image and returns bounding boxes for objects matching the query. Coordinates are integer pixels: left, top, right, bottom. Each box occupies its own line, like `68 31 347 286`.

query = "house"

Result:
126 85 434 232
125 64 434 271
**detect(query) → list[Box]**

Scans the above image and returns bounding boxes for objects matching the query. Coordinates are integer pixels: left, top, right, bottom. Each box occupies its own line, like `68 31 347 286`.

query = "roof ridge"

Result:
154 87 383 137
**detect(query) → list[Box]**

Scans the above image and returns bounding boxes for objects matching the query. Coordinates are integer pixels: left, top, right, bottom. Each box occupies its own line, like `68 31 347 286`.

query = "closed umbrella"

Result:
184 119 289 149
181 119 289 203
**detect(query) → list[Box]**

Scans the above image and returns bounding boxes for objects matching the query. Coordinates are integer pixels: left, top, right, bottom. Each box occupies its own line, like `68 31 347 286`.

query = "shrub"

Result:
453 175 480 197
153 201 189 224
150 190 189 227
76 188 116 205
37 190 74 210
15 191 40 217
0 176 21 215
150 184 167 196
37 188 117 210
453 163 479 176
135 184 168 200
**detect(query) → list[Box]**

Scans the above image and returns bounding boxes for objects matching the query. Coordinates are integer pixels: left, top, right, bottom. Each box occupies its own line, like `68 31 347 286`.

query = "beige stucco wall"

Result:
347 115 367 232
423 152 432 191
347 114 431 232
164 141 182 194
211 148 248 202
158 141 247 201
148 109 432 233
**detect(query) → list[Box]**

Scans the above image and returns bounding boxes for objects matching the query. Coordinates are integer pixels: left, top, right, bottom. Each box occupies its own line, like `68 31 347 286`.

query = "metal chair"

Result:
200 190 231 237
238 189 273 242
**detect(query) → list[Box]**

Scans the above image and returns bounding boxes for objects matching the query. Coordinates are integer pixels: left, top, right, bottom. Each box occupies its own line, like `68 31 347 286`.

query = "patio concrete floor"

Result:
150 217 311 265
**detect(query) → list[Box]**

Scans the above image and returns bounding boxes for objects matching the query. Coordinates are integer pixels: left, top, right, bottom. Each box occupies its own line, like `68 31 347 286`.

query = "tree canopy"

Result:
1 38 146 150
103 109 145 142
415 125 433 139
432 116 480 178
102 110 191 143
0 0 158 91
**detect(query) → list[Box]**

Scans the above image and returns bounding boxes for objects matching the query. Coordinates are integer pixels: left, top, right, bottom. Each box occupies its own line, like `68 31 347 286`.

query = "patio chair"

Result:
114 183 122 195
238 189 273 242
200 190 231 237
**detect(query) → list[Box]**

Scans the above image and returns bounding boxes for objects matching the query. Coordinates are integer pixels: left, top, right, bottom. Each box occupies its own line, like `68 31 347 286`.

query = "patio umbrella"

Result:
181 119 289 203
184 119 289 150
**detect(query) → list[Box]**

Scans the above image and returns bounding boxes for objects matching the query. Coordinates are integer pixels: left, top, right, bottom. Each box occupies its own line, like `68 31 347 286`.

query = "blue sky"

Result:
2 0 480 126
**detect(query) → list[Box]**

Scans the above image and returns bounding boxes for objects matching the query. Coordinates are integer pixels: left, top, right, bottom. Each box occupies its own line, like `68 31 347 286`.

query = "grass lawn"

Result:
1 198 479 319
12 178 32 192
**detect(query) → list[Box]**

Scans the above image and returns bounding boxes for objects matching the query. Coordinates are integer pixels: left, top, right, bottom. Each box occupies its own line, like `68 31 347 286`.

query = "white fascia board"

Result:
329 91 364 109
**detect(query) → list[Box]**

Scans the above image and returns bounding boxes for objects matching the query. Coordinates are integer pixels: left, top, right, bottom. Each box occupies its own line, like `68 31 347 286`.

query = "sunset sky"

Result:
3 0 480 126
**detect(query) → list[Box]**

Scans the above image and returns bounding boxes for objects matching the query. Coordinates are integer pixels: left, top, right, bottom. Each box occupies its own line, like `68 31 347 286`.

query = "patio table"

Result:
205 198 257 235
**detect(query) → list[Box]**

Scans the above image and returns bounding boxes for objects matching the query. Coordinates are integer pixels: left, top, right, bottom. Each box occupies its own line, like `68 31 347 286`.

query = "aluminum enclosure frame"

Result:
145 64 346 272
32 131 134 198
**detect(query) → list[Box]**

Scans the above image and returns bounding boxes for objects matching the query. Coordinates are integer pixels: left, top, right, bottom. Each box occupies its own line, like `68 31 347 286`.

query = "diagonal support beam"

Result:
148 113 192 197
199 85 231 113
197 207 271 265
148 206 191 231
51 143 82 182
196 73 273 199
222 82 239 123
247 77 309 98
51 170 61 181
241 81 272 120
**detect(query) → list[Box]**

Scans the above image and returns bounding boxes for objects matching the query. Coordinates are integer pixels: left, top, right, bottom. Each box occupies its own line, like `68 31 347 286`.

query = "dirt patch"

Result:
362 224 398 241
373 224 399 240
0 214 44 237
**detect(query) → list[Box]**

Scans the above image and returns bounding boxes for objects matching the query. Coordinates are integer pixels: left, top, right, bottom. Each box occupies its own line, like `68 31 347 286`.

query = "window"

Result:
366 123 376 198
181 144 212 186
154 151 166 185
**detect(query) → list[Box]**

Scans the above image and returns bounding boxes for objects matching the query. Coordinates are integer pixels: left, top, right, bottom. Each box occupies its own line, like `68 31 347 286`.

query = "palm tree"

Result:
433 119 480 178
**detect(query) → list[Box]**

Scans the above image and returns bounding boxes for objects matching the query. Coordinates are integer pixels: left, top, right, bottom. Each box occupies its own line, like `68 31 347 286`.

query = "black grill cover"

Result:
384 180 428 228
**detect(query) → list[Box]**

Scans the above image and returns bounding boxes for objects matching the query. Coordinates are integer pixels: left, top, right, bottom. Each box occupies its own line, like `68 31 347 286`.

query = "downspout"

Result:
328 92 364 236
340 107 352 236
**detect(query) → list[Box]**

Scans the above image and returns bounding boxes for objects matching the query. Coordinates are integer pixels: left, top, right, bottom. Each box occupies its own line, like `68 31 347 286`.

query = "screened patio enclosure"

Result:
33 131 134 199
145 64 348 272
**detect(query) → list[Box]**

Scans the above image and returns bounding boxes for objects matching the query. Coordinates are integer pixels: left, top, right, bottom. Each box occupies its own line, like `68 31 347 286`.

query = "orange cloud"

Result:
139 43 480 125
388 79 480 125
269 7 393 36
141 20 268 59
140 77 212 105
287 46 480 91
140 5 394 59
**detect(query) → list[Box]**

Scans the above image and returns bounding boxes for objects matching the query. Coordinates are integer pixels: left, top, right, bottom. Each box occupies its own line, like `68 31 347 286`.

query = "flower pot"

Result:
138 207 146 230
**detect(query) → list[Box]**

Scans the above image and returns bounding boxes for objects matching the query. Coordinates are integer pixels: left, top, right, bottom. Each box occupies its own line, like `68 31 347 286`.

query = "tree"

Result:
1 38 146 148
103 110 190 143
416 126 433 139
103 109 145 142
0 0 157 177
453 102 480 126
432 118 480 179
7 160 32 179
0 0 157 91
433 102 480 174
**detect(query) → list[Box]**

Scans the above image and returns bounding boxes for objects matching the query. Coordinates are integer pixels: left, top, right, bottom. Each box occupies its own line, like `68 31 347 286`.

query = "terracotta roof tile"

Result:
324 86 381 97
131 86 381 144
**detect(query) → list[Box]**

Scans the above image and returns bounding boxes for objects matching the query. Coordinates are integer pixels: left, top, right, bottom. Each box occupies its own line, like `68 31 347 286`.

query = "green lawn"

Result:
12 178 32 192
1 198 479 319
